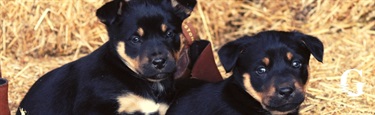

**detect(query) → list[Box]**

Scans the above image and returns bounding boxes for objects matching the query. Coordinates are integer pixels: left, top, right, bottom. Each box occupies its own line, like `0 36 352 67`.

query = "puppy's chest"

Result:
116 83 169 115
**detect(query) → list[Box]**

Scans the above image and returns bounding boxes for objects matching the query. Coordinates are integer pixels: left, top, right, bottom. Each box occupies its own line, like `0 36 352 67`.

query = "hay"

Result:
1 0 374 114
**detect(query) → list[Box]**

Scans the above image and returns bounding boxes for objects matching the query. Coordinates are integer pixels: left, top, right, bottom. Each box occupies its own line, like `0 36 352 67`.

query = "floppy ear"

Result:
294 32 324 62
96 0 126 26
170 0 197 19
218 36 248 73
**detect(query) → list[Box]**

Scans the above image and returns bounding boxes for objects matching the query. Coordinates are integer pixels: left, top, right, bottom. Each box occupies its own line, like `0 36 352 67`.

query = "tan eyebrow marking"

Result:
262 57 270 66
287 52 293 60
137 28 144 37
161 24 167 32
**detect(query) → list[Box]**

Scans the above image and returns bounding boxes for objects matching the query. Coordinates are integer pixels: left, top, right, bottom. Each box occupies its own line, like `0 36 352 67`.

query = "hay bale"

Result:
0 0 374 114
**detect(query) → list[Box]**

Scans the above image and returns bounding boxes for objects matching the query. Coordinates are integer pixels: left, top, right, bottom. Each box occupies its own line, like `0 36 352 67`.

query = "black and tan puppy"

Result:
17 0 196 114
167 31 324 115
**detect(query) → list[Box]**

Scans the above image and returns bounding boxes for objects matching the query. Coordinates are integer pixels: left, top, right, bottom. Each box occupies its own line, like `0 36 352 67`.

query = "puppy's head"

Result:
96 0 196 82
219 31 323 114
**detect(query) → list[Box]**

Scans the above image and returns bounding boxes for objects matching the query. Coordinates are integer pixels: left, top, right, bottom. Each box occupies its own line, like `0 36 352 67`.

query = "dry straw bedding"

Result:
1 0 374 114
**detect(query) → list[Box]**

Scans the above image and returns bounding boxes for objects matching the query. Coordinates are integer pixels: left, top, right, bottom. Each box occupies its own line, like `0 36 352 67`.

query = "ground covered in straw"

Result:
1 0 374 114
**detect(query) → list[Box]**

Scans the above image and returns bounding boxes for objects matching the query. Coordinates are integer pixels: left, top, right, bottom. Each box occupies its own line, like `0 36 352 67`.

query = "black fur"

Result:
167 30 324 115
17 0 196 114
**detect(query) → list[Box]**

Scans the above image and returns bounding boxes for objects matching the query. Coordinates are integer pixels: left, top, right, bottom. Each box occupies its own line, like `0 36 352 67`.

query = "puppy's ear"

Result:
96 0 126 26
218 36 248 73
170 0 197 19
294 32 324 62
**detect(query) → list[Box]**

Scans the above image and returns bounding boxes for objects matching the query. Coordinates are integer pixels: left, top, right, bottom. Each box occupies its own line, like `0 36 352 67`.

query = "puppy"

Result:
167 30 324 115
17 0 196 114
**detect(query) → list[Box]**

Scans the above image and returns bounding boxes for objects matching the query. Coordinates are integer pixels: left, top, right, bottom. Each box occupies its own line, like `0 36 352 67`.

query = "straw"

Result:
0 0 374 114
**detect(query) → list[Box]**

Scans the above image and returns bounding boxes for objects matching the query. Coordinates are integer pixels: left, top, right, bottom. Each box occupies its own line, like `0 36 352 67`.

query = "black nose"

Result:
152 58 166 69
278 87 294 98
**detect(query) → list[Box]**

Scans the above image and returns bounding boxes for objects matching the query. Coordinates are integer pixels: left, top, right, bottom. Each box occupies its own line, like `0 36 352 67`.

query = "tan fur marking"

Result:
267 85 276 97
137 28 144 37
117 42 139 73
170 0 179 8
262 57 270 66
287 52 293 60
161 24 167 32
243 73 262 102
117 93 161 114
158 103 169 115
294 81 304 93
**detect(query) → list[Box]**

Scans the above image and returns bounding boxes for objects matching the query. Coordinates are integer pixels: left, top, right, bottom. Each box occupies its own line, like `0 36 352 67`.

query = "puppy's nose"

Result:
278 87 294 98
152 58 166 69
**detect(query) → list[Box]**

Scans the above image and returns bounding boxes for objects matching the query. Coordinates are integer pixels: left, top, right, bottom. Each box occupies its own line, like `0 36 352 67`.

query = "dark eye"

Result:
166 30 175 38
130 35 141 44
256 66 267 74
292 61 302 68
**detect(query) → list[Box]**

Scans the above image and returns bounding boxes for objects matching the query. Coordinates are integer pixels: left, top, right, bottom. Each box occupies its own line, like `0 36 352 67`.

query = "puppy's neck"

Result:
151 82 164 96
149 78 174 100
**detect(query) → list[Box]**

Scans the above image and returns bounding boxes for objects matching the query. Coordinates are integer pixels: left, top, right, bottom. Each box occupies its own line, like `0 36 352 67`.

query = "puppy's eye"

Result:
292 61 302 68
166 30 175 38
130 35 141 44
256 66 267 74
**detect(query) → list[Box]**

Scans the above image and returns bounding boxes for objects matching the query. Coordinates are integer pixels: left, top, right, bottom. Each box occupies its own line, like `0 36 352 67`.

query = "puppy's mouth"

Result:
146 73 171 82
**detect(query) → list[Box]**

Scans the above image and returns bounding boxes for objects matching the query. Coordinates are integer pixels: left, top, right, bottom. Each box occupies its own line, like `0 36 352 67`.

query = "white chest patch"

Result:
117 93 169 115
